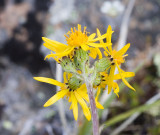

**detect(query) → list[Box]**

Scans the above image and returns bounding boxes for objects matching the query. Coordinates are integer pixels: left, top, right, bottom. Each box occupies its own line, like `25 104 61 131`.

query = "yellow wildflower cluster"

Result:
34 24 135 121
43 24 111 62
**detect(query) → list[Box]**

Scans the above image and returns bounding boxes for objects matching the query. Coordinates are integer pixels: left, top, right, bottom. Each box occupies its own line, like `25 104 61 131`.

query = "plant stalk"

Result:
86 82 99 135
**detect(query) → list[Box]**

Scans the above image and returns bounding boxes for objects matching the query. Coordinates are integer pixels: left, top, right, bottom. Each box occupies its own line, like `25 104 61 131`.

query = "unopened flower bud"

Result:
60 57 77 73
68 76 82 91
93 73 102 86
94 58 111 72
74 49 89 70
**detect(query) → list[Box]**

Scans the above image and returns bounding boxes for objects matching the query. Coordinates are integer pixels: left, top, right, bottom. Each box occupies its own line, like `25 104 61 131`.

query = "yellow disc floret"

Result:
65 24 89 48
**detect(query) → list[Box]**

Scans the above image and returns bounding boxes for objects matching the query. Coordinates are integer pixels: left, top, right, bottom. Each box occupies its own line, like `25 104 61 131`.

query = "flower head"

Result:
94 25 135 95
42 24 112 62
103 43 135 93
100 71 135 97
65 25 89 48
33 24 136 126
104 43 130 65
34 72 92 121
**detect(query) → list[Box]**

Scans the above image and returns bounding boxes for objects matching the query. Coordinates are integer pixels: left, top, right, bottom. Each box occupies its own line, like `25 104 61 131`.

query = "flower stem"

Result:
86 82 99 135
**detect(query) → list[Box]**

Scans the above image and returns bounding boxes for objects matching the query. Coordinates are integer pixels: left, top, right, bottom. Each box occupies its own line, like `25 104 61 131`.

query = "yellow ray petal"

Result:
108 65 116 81
78 24 81 31
106 25 113 42
121 77 135 91
96 28 104 44
43 43 67 53
77 90 89 102
44 53 57 60
96 48 102 59
89 48 97 59
68 96 71 102
63 72 67 83
46 47 74 57
103 50 109 57
43 43 57 52
91 33 107 42
71 92 78 120
88 43 112 47
114 72 135 80
44 89 68 107
33 77 64 87
88 33 96 41
81 44 90 51
42 37 67 52
114 43 130 57
69 104 72 110
113 82 119 97
106 25 114 52
116 63 135 91
103 48 110 55
74 91 91 121
78 83 87 91
95 86 101 101
107 65 116 94
108 85 112 94
95 101 104 109
95 87 104 109
42 37 66 47
44 54 61 63
68 73 72 80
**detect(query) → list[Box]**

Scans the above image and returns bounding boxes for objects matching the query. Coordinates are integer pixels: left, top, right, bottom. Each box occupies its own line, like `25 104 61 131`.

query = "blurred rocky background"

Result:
0 0 160 135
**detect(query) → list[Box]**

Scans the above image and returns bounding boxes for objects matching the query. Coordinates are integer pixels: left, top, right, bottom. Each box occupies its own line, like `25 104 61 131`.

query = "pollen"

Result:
65 24 89 47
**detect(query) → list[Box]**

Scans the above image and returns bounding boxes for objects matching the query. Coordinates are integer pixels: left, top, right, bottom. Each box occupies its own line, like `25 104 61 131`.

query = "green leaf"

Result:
102 100 160 128
78 121 92 135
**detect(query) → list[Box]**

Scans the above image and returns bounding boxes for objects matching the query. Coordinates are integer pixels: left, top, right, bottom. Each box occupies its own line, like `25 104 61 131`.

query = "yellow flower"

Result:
42 24 111 62
103 43 135 94
33 73 91 121
100 71 135 97
104 43 129 65
89 25 114 59
94 25 135 95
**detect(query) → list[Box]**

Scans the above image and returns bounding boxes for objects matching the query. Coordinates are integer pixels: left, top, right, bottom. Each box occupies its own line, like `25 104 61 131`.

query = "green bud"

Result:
60 57 77 73
68 76 82 91
74 49 89 70
93 73 101 86
94 58 111 72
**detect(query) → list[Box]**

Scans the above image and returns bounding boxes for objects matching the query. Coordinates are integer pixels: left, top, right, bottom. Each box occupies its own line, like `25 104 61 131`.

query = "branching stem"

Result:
82 58 99 135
